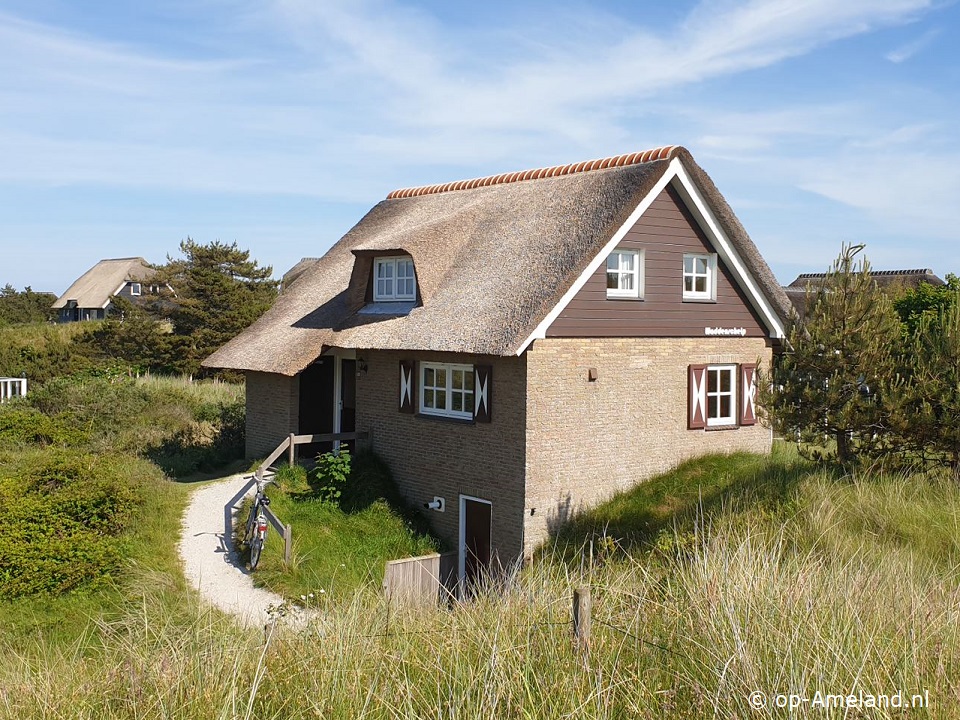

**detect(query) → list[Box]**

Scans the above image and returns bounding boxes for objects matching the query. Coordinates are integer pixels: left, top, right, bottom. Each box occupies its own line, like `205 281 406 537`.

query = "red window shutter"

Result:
474 365 492 423
739 363 757 426
688 364 707 429
399 360 415 413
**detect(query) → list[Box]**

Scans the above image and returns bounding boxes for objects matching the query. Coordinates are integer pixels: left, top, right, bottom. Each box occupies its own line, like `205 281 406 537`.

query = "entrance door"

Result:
460 496 492 594
298 358 335 458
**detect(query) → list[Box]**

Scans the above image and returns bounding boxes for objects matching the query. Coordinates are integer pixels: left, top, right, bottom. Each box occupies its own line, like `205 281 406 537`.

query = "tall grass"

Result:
3 452 959 717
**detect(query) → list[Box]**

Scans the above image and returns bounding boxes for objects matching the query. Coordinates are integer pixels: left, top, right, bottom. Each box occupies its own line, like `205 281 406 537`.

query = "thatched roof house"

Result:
53 257 158 322
206 146 790 589
206 146 790 377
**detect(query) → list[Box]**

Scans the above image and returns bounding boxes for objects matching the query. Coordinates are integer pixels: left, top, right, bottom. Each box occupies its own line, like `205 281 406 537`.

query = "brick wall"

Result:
356 350 527 566
245 371 300 458
523 337 773 556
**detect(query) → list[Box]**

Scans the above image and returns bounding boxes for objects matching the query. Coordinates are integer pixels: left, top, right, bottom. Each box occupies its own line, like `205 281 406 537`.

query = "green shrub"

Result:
0 451 143 597
311 448 351 504
0 407 87 448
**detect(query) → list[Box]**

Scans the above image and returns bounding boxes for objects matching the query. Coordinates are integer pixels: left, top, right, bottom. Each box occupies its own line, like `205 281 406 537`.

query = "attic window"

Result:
374 257 416 301
682 253 716 301
130 282 142 296
606 248 644 299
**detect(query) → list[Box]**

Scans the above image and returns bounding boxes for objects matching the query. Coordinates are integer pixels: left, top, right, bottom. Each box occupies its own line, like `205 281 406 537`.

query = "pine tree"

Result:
154 239 279 376
764 245 902 463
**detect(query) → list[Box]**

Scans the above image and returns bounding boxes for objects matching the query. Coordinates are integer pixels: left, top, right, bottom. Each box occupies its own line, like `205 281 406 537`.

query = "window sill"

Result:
681 296 717 303
415 412 476 425
605 294 645 301
705 423 738 431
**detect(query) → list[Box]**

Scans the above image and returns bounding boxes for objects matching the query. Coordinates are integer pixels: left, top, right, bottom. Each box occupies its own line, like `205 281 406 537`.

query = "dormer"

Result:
347 249 420 314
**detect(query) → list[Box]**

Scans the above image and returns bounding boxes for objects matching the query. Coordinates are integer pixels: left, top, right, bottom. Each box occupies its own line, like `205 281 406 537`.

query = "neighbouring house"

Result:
53 257 164 322
204 146 792 585
784 268 946 318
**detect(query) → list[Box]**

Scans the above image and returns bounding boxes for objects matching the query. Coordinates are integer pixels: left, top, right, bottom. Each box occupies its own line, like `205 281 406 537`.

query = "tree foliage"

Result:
84 239 278 377
764 245 902 463
153 239 278 376
0 285 56 326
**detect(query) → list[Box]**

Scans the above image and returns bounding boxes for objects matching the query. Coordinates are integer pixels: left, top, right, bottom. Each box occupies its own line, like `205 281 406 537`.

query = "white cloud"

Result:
885 27 941 62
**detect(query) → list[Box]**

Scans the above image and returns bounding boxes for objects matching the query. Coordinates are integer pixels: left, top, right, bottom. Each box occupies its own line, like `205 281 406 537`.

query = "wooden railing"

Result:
254 431 370 480
0 377 27 403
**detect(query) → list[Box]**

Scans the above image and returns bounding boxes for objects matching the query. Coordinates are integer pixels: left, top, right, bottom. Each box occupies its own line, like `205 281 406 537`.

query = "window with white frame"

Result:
374 256 416 301
606 248 644 299
421 362 474 420
682 253 716 301
706 365 736 427
130 282 142 296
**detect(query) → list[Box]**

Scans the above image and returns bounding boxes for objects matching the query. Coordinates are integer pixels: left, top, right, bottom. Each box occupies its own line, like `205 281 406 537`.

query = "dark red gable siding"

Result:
547 185 767 338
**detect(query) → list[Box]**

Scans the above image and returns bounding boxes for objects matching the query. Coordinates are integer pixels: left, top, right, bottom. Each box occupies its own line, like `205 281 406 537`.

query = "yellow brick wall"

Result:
522 337 773 556
245 371 299 458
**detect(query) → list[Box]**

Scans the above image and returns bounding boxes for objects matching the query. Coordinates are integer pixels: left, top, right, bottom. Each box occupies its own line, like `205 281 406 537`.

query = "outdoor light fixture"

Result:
357 357 368 375
423 497 445 512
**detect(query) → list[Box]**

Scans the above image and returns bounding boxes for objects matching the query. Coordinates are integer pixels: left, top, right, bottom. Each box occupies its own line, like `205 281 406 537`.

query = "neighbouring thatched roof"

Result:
784 268 946 317
205 146 792 376
52 257 156 309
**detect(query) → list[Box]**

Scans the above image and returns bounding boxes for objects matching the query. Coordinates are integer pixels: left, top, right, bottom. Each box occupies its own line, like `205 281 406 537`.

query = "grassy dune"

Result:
3 445 959 718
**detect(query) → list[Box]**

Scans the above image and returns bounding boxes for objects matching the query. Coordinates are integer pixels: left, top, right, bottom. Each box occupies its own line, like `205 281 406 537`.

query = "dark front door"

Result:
462 497 492 593
299 358 335 458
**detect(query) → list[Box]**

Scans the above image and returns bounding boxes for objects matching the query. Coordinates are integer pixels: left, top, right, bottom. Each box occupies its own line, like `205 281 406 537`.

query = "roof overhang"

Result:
515 156 786 355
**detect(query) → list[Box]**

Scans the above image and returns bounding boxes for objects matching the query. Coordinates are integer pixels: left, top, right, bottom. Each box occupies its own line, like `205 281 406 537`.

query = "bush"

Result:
0 407 87 448
0 451 143 597
311 449 351 504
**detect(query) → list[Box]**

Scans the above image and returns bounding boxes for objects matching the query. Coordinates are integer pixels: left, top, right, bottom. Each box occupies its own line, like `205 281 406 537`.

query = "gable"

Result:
546 185 767 339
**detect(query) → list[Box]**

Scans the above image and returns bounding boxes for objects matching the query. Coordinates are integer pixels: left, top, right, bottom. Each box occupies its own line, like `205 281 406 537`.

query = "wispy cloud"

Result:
885 27 941 62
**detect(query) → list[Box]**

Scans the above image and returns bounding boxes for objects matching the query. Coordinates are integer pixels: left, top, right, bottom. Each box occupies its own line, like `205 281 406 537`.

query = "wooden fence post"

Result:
283 524 292 566
573 586 591 653
288 432 296 467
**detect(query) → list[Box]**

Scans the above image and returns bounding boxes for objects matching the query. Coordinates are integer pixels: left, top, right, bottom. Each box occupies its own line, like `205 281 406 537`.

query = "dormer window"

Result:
374 256 416 301
130 282 142 296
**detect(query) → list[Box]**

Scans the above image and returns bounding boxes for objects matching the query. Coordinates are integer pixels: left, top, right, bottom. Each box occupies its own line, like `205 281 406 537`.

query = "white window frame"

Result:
606 248 644 299
130 282 142 296
682 253 717 301
373 256 416 302
420 362 474 420
706 364 737 427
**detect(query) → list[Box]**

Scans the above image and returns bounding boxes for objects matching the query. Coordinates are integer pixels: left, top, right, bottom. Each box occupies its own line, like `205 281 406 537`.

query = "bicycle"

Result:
243 473 274 570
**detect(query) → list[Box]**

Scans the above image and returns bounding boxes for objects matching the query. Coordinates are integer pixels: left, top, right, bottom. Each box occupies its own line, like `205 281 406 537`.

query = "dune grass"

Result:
4 445 960 717
241 452 439 602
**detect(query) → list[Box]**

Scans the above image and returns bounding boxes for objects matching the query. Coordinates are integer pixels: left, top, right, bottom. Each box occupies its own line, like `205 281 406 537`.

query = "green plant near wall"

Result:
311 449 351 504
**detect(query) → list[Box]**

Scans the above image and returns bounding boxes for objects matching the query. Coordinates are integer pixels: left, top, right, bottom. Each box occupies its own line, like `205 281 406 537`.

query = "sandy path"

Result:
178 472 314 629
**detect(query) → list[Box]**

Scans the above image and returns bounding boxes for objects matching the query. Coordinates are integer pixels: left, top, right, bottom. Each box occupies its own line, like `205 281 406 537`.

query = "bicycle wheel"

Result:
249 534 263 570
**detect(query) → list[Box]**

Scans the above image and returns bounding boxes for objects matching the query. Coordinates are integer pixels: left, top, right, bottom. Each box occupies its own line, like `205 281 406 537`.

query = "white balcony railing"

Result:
0 377 27 403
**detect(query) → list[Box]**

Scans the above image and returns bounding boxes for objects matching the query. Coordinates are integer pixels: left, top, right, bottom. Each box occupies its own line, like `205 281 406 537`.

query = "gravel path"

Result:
178 472 314 629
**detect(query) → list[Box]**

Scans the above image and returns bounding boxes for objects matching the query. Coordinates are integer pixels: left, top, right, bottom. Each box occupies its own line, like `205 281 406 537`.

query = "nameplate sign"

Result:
704 326 747 337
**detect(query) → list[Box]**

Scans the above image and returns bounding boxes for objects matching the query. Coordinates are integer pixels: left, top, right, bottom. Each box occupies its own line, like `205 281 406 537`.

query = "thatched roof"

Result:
52 257 156 309
205 146 791 376
784 268 946 318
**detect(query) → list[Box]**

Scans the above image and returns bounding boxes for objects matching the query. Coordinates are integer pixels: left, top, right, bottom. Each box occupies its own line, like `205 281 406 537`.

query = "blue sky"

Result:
1 0 958 294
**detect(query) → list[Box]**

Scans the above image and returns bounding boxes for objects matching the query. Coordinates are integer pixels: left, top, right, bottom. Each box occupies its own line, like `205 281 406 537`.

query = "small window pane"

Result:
696 277 706 293
720 397 731 418
425 368 434 386
708 396 718 417
708 371 718 393
452 393 462 412
435 390 446 409
696 257 708 274
435 368 446 387
720 370 731 392
465 372 474 391
607 271 619 289
424 389 435 408
684 256 694 274
607 255 618 271
452 370 463 390
620 253 634 271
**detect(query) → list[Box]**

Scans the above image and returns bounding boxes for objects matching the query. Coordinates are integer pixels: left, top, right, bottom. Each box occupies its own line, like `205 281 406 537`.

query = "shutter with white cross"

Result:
473 365 492 423
739 363 757 426
688 364 707 430
399 360 415 413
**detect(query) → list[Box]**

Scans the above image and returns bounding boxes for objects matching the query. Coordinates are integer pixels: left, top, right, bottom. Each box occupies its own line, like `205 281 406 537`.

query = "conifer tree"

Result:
764 245 902 463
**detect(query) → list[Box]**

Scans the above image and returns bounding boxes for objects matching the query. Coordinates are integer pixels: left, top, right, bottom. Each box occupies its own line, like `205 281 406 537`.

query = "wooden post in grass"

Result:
573 586 591 653
283 523 292 566
288 432 296 467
